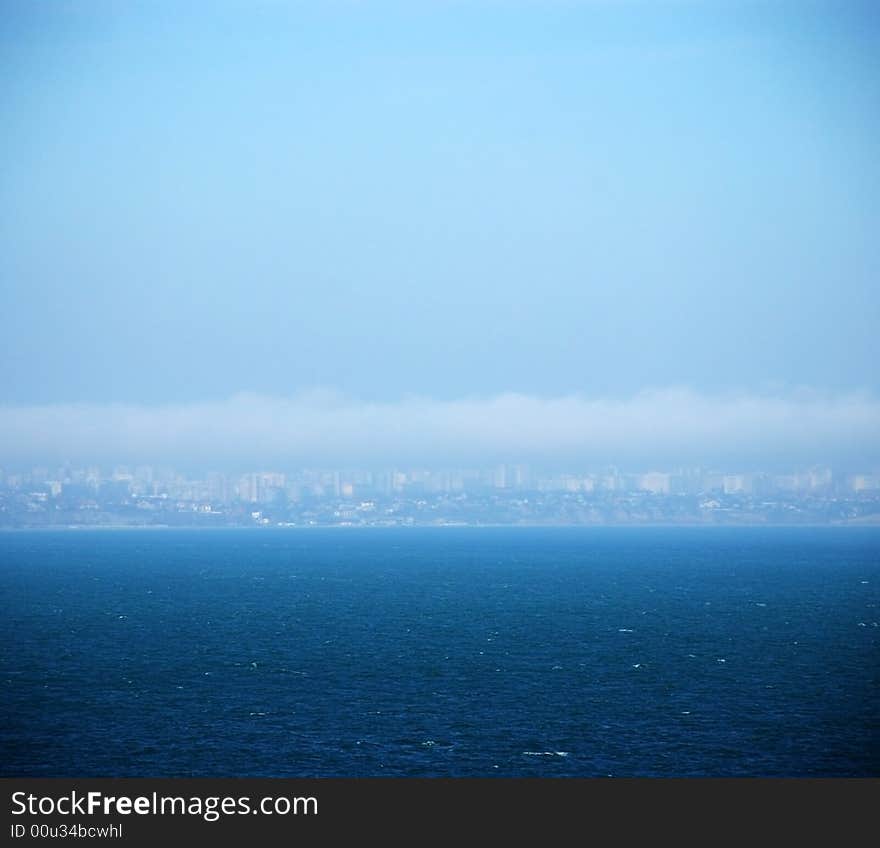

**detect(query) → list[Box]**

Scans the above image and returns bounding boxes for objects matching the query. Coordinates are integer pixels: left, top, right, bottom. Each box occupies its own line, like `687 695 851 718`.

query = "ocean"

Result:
1 527 877 777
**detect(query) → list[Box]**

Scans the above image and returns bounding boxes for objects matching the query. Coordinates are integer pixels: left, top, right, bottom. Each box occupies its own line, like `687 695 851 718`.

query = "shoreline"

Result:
1 521 879 533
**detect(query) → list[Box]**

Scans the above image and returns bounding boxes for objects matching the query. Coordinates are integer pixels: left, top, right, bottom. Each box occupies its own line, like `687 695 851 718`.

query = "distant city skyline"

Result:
4 459 879 499
3 459 879 529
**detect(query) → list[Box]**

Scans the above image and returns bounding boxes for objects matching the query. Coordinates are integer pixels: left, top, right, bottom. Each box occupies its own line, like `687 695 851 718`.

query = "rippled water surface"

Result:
1 527 877 776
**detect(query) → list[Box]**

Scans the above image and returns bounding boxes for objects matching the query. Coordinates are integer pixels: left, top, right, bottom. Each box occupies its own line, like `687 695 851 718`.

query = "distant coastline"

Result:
2 518 879 532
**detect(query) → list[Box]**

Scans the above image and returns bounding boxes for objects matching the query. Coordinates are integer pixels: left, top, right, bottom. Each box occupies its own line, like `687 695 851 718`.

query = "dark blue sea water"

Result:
1 527 877 777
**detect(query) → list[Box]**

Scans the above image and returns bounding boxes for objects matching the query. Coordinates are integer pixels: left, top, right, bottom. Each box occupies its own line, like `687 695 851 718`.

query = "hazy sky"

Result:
1 1 878 467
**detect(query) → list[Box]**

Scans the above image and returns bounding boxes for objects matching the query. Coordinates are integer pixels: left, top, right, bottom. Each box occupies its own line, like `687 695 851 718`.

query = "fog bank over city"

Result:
1 388 878 471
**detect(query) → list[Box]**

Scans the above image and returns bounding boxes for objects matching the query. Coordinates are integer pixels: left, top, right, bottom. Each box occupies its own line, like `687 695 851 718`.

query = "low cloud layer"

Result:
1 389 878 470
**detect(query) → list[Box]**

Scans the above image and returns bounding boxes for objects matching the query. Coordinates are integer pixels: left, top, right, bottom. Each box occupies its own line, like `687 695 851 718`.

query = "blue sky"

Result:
1 1 878 466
